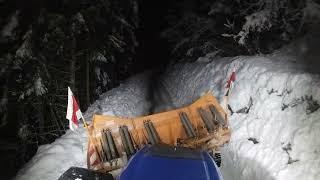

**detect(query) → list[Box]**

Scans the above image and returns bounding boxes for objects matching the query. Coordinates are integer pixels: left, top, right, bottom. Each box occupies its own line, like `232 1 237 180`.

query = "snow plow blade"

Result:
87 92 231 171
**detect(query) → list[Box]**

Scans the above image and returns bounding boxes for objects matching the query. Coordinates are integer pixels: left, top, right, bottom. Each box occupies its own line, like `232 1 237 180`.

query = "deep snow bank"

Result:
14 36 320 180
161 51 320 179
84 73 152 120
15 73 152 180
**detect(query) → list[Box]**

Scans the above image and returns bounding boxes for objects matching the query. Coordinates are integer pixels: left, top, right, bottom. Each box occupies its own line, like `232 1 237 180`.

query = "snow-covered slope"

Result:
161 51 320 179
14 73 152 180
84 73 152 120
15 36 320 180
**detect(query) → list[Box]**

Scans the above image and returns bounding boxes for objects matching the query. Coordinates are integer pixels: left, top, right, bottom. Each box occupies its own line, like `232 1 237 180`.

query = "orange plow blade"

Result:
87 92 231 171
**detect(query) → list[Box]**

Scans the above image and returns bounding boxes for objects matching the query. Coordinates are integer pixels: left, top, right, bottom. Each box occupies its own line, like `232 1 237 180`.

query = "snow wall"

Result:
161 49 320 179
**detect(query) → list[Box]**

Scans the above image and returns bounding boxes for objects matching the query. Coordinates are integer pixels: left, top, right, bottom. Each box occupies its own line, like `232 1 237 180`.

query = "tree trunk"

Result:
38 98 45 135
70 36 76 91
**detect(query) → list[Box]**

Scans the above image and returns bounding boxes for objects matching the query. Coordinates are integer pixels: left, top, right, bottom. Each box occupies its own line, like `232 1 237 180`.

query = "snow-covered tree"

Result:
163 0 319 61
0 0 138 177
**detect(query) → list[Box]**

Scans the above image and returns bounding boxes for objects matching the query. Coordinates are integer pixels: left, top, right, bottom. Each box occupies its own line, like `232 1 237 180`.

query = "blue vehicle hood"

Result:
118 144 223 180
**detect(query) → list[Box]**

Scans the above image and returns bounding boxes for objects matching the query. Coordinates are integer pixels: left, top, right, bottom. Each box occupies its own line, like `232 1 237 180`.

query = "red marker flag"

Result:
66 87 83 131
225 69 236 96
226 70 236 89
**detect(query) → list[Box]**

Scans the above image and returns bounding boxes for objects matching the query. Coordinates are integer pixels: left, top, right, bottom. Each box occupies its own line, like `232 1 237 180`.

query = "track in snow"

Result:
148 69 175 113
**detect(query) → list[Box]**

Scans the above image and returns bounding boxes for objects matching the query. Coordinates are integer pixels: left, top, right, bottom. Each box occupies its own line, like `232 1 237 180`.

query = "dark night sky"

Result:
133 0 171 72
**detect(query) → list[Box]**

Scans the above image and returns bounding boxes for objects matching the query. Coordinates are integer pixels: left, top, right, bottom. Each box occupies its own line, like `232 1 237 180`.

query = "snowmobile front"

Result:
59 144 223 180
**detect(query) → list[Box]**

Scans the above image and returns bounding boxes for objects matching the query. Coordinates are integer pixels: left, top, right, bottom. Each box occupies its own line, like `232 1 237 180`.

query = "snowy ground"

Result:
15 35 320 180
163 54 320 180
14 74 152 180
160 33 320 180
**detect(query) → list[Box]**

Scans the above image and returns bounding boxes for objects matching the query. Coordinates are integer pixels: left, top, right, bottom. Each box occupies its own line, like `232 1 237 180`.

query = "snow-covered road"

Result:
15 34 320 180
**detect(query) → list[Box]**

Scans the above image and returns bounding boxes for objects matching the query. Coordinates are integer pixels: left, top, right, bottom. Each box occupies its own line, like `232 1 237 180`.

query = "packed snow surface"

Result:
15 37 320 180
